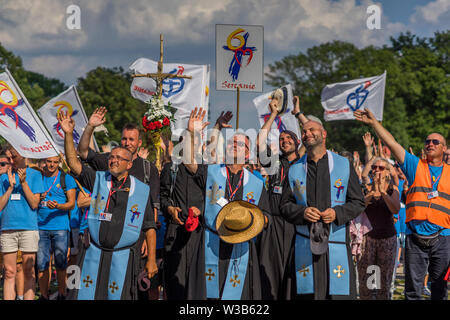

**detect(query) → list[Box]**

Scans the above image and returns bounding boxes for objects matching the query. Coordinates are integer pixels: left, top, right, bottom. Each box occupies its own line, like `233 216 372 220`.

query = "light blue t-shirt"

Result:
0 168 46 231
69 186 90 230
400 150 449 236
37 171 77 231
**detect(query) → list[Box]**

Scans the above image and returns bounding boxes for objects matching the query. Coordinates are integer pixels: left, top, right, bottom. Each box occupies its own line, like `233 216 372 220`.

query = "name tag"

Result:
99 212 112 222
216 197 229 208
40 201 48 207
10 194 21 201
273 186 283 194
427 191 439 200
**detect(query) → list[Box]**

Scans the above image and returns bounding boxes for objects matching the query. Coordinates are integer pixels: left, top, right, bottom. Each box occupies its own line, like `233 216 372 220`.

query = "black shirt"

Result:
75 165 156 249
86 148 160 208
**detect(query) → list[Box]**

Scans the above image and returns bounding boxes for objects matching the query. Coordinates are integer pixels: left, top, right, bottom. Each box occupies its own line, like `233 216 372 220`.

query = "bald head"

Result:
426 133 446 147
302 120 327 149
424 132 447 162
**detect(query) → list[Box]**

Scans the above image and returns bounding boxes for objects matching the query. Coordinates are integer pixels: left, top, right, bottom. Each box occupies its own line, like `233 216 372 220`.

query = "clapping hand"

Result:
7 167 16 189
17 168 26 184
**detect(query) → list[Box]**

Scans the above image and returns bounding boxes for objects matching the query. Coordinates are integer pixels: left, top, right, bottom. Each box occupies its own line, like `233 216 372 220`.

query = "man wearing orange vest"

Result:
355 108 449 300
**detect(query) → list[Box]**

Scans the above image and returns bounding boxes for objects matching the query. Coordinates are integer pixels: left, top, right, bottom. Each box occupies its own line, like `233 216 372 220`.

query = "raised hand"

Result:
268 97 279 115
362 132 374 147
291 96 301 115
138 147 149 159
88 107 107 128
187 107 209 133
215 111 233 130
354 108 377 126
57 110 75 134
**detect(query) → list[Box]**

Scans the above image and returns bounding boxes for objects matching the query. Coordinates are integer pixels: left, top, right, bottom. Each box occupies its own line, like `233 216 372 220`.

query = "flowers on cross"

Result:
141 96 175 132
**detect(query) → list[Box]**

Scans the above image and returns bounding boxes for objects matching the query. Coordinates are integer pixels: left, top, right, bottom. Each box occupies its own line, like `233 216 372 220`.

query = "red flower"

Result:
163 117 170 126
154 121 162 129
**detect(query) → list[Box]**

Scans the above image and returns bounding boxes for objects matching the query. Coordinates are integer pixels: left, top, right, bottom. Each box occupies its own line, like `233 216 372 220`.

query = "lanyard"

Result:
44 173 59 195
226 167 244 201
105 175 128 212
431 172 441 189
280 166 285 184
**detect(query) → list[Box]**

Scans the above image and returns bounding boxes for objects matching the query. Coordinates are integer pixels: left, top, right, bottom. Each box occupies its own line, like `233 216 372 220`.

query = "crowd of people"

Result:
0 96 448 300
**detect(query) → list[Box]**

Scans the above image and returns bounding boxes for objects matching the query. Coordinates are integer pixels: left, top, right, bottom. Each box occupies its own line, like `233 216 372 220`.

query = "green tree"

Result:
265 31 449 158
76 67 148 147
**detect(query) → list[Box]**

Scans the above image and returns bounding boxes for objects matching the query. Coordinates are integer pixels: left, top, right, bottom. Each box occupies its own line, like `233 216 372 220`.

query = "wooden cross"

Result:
230 274 241 288
298 265 310 278
83 276 93 288
109 281 119 294
333 265 345 278
132 34 192 99
205 268 216 281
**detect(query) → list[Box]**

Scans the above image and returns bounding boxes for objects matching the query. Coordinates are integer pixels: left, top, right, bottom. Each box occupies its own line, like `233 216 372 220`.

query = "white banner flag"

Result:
321 71 386 121
130 58 209 139
38 85 96 153
253 84 301 149
0 69 58 158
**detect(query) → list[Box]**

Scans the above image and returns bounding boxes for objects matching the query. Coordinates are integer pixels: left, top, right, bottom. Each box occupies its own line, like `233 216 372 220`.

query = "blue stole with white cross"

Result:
77 171 149 300
204 164 263 300
288 151 351 296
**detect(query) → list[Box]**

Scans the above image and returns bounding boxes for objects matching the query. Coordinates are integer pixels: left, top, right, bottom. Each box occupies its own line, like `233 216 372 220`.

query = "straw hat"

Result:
271 86 288 114
216 200 265 244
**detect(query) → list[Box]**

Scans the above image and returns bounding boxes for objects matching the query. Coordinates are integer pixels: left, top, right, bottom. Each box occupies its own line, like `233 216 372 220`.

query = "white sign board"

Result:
216 24 263 92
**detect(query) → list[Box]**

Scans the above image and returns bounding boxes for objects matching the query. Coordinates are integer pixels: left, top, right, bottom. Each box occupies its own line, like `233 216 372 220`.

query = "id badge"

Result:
40 201 48 207
273 186 283 194
10 193 21 201
427 191 439 200
99 212 112 222
216 197 229 208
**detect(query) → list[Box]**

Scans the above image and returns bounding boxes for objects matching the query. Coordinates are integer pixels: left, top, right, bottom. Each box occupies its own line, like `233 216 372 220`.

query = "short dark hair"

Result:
122 123 142 139
111 146 133 161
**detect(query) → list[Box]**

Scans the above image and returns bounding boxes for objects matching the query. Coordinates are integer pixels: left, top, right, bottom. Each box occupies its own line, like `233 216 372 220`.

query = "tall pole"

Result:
158 34 164 99
236 87 240 129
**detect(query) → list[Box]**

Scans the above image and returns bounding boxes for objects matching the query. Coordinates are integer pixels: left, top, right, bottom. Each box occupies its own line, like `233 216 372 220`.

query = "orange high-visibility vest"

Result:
405 160 450 228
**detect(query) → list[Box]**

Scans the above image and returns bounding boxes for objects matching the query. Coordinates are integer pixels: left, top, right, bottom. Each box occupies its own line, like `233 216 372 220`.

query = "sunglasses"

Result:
0 162 10 167
371 165 386 171
425 139 441 146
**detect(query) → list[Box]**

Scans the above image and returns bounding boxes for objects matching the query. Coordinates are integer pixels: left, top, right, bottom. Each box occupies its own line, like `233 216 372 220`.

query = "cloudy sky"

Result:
0 0 448 130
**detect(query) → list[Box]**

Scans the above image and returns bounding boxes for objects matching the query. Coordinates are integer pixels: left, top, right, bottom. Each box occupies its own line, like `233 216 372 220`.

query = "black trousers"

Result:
404 235 450 300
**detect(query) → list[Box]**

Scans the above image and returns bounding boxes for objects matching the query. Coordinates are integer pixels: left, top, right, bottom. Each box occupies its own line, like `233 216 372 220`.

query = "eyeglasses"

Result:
371 165 386 171
108 155 131 162
0 162 9 167
425 139 441 146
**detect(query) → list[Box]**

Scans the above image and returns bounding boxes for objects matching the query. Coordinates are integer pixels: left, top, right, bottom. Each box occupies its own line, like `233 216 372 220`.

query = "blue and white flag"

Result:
129 58 210 139
321 71 386 121
38 86 98 153
0 69 58 158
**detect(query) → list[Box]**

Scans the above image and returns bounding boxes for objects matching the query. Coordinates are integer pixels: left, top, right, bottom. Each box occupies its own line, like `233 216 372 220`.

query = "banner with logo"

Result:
253 84 301 148
216 24 263 92
129 58 209 139
0 69 58 158
321 71 386 121
38 85 98 153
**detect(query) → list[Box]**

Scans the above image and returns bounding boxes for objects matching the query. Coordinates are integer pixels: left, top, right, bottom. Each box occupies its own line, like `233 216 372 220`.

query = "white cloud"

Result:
410 0 450 24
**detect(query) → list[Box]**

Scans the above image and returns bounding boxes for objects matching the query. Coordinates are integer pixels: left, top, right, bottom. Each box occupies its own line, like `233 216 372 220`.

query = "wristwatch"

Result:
294 111 303 118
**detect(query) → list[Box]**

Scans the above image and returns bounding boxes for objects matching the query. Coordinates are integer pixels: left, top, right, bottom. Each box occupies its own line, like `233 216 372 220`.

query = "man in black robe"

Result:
182 108 271 300
257 96 308 299
279 119 365 300
59 112 158 300
160 111 233 300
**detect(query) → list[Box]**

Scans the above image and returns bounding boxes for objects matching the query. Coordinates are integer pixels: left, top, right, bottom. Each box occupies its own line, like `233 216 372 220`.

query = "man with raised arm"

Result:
77 107 160 218
256 96 307 299
182 107 271 300
354 108 449 300
58 111 157 300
